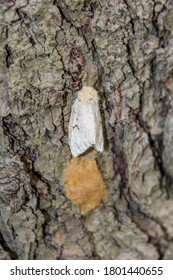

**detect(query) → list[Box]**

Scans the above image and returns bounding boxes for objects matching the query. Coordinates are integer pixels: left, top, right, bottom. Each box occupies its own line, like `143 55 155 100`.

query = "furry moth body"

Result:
69 86 104 157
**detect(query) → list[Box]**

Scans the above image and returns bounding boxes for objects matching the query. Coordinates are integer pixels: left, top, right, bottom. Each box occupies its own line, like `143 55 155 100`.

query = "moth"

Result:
69 86 104 157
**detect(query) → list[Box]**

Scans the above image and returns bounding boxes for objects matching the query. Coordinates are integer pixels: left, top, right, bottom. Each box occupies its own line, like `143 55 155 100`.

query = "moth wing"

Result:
94 102 104 152
69 98 96 157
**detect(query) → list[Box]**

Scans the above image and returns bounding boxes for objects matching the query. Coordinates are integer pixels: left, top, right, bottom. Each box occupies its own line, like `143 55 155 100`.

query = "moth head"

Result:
78 86 98 103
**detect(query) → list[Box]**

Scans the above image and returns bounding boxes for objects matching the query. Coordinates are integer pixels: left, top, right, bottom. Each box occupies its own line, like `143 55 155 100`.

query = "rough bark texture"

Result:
0 0 173 260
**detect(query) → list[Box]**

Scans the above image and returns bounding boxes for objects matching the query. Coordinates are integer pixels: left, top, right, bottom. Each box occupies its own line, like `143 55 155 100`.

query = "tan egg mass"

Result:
63 156 107 214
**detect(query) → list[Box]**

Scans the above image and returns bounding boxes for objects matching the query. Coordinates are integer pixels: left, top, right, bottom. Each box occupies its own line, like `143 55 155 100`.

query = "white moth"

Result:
69 86 104 157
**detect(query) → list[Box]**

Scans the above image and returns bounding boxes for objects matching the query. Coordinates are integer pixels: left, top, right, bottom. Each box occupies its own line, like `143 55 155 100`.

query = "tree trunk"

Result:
0 0 173 260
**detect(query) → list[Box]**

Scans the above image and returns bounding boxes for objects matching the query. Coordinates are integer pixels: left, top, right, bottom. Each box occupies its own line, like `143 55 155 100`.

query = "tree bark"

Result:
0 0 173 260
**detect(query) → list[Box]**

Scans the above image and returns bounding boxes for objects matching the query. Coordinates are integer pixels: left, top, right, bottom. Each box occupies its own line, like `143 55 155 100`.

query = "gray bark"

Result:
0 0 173 259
